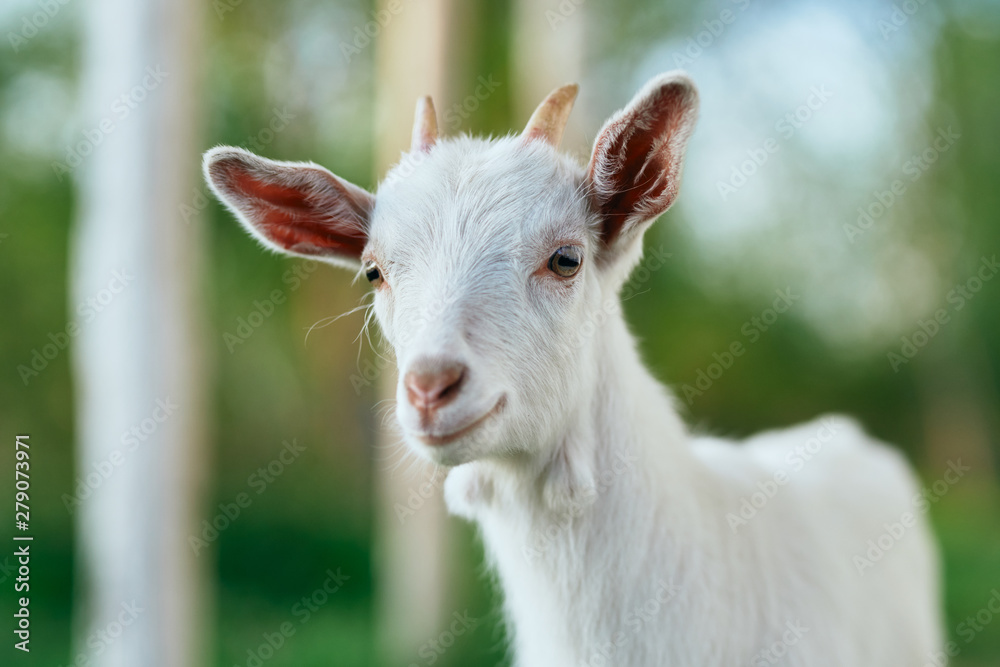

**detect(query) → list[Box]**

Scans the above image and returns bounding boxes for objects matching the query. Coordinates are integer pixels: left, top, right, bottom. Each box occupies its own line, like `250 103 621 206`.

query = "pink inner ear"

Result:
591 84 690 245
231 168 368 258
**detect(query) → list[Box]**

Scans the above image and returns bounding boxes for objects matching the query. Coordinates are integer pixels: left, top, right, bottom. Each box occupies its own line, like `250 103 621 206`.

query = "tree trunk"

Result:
512 0 588 154
71 0 208 664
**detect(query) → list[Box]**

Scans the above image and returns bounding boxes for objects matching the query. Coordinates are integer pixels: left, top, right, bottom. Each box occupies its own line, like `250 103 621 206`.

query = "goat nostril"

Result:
404 363 466 412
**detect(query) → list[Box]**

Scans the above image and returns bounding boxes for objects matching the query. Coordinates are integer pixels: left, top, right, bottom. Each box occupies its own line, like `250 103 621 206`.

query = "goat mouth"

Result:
416 396 506 447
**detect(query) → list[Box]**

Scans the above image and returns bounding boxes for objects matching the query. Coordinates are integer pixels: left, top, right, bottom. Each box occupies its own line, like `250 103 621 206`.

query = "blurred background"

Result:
1 0 998 665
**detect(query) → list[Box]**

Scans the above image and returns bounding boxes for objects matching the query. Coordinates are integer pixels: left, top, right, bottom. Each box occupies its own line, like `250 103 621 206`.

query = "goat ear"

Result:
587 72 698 257
203 146 373 269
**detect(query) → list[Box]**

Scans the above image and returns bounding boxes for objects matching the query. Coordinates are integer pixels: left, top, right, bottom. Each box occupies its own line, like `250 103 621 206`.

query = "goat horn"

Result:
411 95 438 153
522 83 579 148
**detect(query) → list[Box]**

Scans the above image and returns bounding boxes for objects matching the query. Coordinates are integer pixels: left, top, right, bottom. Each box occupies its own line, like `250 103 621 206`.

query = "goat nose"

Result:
404 361 467 414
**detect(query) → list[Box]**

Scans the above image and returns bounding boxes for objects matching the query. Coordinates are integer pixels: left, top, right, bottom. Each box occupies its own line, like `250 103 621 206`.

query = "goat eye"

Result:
364 261 383 287
548 246 582 278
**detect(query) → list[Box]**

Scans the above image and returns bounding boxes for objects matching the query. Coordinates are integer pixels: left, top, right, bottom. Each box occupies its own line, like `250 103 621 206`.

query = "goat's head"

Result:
204 72 698 466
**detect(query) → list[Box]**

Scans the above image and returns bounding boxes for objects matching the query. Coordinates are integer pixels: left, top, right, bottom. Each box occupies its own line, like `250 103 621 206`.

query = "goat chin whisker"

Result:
303 300 372 347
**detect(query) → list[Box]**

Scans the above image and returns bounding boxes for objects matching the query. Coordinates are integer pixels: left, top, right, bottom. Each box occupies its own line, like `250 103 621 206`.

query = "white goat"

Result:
204 72 943 666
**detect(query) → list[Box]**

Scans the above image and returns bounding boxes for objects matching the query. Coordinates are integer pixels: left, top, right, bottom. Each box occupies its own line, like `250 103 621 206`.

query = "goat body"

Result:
204 71 943 666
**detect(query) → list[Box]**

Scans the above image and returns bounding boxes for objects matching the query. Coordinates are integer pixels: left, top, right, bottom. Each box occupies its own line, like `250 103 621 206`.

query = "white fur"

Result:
380 138 941 666
205 72 943 666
